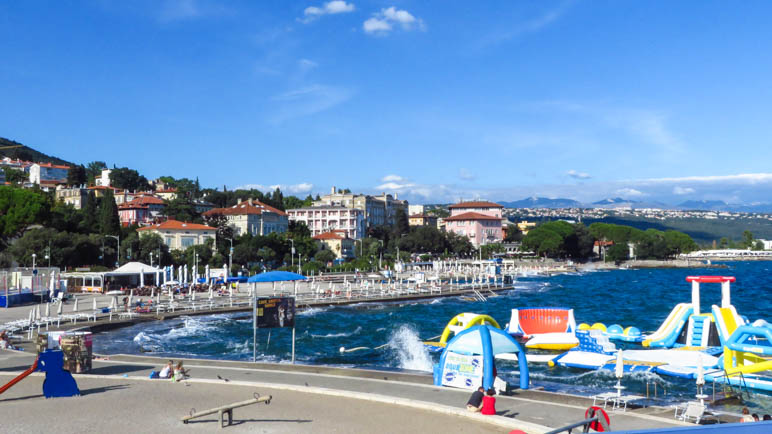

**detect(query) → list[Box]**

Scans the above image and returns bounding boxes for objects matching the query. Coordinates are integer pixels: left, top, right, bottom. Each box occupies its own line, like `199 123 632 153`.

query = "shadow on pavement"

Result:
89 364 154 375
80 383 131 396
187 419 313 426
0 393 44 402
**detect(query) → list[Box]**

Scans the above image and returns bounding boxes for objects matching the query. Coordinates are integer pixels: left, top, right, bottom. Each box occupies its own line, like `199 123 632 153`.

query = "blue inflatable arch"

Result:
435 325 529 390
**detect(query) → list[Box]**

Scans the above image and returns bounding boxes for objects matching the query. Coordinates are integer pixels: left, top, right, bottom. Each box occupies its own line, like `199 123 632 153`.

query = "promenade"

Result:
0 349 689 433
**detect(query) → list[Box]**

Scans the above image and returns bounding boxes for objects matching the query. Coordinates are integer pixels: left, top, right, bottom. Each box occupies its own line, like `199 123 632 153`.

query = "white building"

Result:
137 220 216 250
95 169 112 187
202 199 288 237
28 162 69 186
287 205 366 240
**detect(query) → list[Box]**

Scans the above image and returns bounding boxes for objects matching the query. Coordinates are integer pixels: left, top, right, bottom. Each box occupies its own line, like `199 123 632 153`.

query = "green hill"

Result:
0 137 75 166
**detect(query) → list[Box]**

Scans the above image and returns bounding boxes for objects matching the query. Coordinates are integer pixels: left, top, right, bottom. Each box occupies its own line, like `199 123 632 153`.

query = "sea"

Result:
94 261 772 414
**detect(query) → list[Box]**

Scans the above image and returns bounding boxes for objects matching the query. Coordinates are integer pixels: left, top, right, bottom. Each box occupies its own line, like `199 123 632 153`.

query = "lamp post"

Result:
45 241 51 268
106 235 120 267
289 238 295 267
228 238 233 279
149 252 154 267
377 239 383 270
31 253 37 300
194 252 199 284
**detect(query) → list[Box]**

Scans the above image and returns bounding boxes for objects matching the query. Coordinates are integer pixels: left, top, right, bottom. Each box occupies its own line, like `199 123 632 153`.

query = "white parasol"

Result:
614 349 625 397
92 297 97 311
73 298 79 313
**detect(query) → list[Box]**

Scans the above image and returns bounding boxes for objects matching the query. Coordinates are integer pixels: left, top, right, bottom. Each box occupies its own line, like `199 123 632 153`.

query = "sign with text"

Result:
257 297 295 328
441 352 483 390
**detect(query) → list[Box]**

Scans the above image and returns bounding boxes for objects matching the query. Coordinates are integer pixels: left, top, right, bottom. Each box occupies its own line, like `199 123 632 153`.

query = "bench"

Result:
181 393 272 428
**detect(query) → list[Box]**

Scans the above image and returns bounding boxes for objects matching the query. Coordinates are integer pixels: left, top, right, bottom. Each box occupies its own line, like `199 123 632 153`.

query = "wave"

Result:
311 326 363 338
297 307 328 317
387 325 433 372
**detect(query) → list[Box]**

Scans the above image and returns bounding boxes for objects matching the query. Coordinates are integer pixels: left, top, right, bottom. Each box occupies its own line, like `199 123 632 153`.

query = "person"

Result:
0 330 9 349
741 407 754 422
159 360 173 379
466 387 484 412
481 388 497 415
752 413 760 422
764 414 771 421
173 361 188 381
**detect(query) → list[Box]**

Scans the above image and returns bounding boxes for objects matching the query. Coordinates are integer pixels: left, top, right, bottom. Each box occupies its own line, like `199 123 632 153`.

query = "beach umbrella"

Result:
139 268 144 287
45 302 50 318
184 264 188 284
156 292 160 305
615 350 624 397
109 297 115 310
92 297 97 311
151 287 154 298
696 353 705 404
28 308 33 326
191 290 196 301
155 269 160 286
208 287 213 299
73 298 79 313
49 273 56 299
205 264 210 283
35 304 41 320
57 301 63 316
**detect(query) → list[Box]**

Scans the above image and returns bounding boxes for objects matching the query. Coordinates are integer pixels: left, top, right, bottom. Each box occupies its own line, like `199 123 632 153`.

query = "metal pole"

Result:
252 282 257 363
292 326 296 364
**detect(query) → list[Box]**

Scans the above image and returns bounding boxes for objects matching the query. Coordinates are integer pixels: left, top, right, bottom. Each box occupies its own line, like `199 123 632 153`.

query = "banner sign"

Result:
441 351 483 390
257 297 295 328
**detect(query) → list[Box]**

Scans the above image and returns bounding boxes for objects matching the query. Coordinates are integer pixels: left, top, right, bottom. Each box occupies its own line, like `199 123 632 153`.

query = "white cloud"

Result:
643 173 772 185
566 169 591 180
673 186 695 195
375 181 415 190
476 0 574 48
301 1 355 23
270 84 353 122
615 188 646 198
363 7 424 35
380 174 405 182
459 168 476 181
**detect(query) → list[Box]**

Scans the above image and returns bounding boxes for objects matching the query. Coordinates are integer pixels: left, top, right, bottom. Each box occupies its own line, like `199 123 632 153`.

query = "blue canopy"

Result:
247 271 307 283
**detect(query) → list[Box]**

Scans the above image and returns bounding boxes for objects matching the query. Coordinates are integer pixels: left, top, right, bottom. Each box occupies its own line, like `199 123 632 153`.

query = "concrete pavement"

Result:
0 349 690 433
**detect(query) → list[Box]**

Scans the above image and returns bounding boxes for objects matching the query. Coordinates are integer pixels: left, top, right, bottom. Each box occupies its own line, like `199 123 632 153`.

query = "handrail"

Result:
544 417 598 434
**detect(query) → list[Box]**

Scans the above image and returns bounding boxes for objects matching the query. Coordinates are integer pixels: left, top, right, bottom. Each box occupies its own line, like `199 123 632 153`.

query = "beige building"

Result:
313 186 408 227
408 214 438 227
202 199 288 237
137 219 216 250
288 205 365 240
313 231 355 259
55 186 89 209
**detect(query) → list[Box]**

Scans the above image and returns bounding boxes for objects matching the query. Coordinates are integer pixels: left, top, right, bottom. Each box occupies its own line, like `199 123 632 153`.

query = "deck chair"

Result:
676 401 705 424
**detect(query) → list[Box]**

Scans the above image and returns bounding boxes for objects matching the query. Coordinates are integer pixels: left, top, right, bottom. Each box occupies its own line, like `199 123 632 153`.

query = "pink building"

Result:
444 201 504 247
118 195 165 226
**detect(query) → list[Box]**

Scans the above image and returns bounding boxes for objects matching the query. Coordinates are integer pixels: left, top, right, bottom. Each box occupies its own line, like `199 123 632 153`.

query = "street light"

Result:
105 235 120 267
45 241 51 268
288 238 295 267
377 239 383 270
227 238 233 279
31 253 37 299
149 251 154 267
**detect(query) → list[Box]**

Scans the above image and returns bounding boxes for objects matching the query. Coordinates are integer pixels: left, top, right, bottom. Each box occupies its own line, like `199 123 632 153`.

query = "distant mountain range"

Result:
498 197 772 213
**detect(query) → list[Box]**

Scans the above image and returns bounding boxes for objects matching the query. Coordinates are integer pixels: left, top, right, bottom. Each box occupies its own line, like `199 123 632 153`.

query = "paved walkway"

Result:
0 349 688 433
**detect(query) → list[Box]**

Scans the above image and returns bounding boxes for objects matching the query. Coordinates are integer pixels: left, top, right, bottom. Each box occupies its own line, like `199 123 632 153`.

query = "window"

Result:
165 237 174 246
181 237 196 248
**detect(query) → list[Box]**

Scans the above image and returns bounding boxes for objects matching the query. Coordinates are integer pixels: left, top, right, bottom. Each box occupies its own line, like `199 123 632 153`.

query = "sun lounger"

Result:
592 392 644 412
675 401 706 424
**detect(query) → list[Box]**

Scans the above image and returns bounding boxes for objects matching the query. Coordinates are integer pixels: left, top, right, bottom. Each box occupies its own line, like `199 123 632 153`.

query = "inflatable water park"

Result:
424 275 772 394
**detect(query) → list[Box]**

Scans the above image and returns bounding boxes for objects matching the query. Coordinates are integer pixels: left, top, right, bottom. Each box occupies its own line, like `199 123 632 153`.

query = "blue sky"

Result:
2 1 772 204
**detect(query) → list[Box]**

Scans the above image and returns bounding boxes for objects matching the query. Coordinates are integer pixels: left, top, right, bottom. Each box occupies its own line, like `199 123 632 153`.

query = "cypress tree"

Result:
99 189 121 235
81 191 98 233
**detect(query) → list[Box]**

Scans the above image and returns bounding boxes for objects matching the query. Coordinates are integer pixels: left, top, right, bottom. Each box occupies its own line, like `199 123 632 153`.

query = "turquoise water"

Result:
95 261 772 412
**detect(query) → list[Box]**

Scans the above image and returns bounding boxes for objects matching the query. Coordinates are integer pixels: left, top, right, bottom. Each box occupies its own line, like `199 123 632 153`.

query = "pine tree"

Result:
99 189 121 235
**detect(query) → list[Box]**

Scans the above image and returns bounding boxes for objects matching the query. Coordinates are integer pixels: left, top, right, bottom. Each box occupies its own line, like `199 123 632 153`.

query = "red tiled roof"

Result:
137 219 215 232
156 188 177 193
88 185 122 191
594 240 614 247
448 201 503 209
203 199 288 217
313 231 349 240
36 162 70 169
444 212 502 221
128 195 164 205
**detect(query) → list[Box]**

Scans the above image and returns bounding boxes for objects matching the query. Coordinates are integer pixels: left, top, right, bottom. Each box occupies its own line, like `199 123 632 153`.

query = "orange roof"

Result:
36 162 70 169
448 201 503 209
137 219 215 232
444 212 502 221
203 199 287 217
594 240 614 246
156 188 177 193
128 195 164 205
88 185 122 191
313 231 349 240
